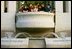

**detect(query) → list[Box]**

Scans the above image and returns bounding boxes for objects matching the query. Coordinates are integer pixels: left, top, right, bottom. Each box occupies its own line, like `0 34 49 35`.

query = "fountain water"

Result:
3 32 15 38
15 32 32 38
41 32 59 38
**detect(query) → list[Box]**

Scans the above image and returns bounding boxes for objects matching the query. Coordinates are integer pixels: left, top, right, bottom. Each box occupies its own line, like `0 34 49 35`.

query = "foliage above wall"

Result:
16 1 55 12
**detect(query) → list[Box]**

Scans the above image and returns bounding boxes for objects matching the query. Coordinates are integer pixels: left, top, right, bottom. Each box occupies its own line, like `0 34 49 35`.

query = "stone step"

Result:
29 39 46 48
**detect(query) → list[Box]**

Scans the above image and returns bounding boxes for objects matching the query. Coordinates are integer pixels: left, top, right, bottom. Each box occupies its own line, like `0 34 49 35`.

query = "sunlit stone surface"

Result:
1 38 29 48
16 12 54 28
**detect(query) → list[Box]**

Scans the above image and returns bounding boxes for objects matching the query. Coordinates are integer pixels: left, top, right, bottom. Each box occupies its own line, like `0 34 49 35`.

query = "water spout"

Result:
42 32 59 38
50 33 60 38
15 32 32 38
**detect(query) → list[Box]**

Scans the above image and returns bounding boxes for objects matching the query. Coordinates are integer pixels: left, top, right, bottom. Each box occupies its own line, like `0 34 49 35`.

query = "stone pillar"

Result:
55 1 71 32
1 1 16 32
1 1 4 13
